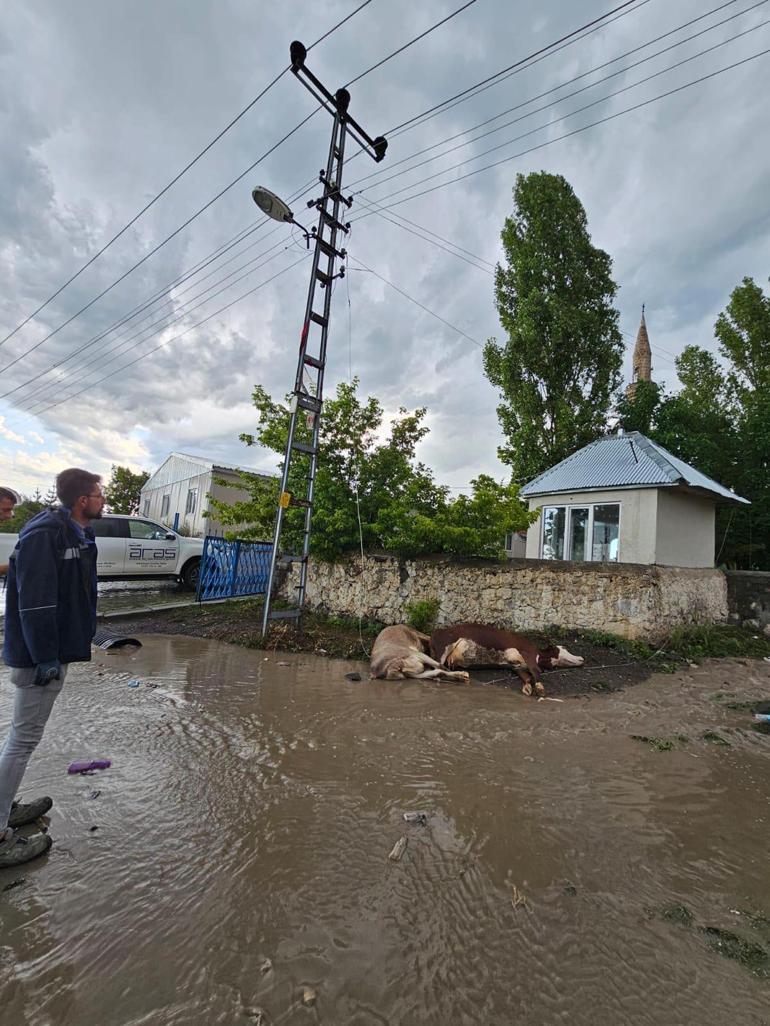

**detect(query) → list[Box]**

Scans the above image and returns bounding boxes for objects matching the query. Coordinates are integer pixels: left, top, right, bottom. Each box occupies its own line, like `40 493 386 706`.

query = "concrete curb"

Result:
98 594 256 621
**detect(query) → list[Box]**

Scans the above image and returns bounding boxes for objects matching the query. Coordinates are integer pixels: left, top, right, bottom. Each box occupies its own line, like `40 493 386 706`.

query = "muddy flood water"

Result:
1 635 769 1026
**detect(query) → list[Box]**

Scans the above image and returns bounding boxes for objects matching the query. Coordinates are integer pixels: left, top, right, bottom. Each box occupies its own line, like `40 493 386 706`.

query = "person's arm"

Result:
15 530 60 671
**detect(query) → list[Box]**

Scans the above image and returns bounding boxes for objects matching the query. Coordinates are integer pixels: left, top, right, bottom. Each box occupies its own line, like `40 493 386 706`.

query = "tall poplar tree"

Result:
484 172 623 480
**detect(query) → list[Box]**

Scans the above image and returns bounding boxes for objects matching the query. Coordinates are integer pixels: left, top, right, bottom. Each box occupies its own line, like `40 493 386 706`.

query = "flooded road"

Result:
1 635 768 1025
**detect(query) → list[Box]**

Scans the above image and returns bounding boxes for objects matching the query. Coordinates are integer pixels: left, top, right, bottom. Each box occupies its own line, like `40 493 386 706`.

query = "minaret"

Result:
626 305 652 400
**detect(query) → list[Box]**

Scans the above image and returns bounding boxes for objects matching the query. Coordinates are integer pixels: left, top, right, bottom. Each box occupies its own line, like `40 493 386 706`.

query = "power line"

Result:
22 239 294 411
350 45 770 216
0 0 375 350
2 1 655 395
385 0 645 137
355 195 495 274
349 257 483 348
0 109 321 379
344 0 479 87
0 2 492 379
32 255 311 415
355 18 770 205
348 0 765 194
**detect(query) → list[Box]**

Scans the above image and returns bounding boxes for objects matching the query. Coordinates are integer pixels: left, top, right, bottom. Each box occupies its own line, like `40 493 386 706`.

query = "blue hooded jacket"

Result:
3 507 98 668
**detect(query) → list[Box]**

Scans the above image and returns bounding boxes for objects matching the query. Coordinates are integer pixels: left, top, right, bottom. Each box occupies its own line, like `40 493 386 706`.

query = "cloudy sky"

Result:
1 0 768 497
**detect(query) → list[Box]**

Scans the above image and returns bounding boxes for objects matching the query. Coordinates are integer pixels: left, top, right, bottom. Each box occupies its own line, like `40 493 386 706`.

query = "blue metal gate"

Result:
196 536 272 602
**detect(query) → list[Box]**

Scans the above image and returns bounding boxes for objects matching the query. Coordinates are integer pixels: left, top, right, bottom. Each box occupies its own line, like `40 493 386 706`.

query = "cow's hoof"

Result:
522 682 533 697
535 682 546 697
460 672 470 683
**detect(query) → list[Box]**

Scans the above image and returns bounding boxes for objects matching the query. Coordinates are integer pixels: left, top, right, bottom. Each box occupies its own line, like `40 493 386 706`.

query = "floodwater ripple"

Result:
1 635 769 1025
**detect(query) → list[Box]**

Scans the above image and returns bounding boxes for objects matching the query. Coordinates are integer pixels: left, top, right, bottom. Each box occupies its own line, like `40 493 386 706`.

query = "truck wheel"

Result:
181 558 201 591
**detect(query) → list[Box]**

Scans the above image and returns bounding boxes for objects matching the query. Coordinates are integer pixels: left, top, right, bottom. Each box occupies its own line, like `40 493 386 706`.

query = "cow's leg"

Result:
408 667 471 683
396 652 468 682
513 665 544 697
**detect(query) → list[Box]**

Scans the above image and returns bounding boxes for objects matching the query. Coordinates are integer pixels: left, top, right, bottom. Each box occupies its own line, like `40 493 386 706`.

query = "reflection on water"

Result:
1 636 768 1025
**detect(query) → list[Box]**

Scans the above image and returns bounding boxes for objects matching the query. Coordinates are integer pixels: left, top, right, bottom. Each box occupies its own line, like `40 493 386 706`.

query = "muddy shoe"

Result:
8 796 53 828
0 830 53 868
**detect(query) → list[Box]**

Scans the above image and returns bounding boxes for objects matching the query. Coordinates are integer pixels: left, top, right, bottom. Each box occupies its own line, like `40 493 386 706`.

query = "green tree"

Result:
484 172 623 481
210 379 535 560
614 380 662 435
104 465 150 514
0 496 46 533
715 276 770 396
618 279 770 568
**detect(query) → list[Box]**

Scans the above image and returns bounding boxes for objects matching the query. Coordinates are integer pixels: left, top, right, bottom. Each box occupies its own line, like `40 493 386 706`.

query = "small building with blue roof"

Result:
520 431 749 568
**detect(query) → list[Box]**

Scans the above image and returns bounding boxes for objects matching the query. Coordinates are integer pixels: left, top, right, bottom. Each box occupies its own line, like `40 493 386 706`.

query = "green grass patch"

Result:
660 903 694 927
630 734 676 752
572 629 656 662
405 597 441 634
702 731 732 747
701 927 770 977
665 624 770 662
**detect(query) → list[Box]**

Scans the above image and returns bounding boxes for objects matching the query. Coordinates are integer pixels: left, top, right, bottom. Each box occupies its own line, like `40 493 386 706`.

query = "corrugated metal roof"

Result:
520 432 749 505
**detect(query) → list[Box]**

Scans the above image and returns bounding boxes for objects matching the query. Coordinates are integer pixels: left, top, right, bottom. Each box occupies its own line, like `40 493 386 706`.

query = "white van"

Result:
0 514 204 590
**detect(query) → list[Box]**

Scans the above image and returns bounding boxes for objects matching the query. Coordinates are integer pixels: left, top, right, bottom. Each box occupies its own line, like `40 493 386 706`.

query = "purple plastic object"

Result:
67 759 111 775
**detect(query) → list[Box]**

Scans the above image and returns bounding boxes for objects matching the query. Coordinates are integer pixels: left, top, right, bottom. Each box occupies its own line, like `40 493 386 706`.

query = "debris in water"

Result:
277 661 289 666
660 903 694 927
701 926 770 976
88 790 101 800
243 1006 268 1024
128 679 141 688
630 735 675 751
2 878 26 892
301 986 317 1006
563 884 578 897
89 826 99 833
388 836 408 862
345 671 362 682
259 958 273 975
537 696 564 703
511 885 529 910
402 811 428 825
702 731 731 747
68 759 111 774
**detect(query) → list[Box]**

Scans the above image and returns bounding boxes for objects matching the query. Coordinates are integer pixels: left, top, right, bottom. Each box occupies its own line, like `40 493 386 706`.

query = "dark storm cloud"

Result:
1 0 768 492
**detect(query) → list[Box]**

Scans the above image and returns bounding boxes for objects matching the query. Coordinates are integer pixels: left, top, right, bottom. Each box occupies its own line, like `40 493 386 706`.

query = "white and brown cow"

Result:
430 623 584 696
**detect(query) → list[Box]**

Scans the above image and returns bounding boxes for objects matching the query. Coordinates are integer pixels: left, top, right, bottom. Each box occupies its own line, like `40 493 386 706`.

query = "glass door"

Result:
568 507 589 561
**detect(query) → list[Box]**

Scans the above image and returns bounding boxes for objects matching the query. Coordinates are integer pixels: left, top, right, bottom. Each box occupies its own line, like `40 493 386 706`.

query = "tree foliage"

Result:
0 497 46 533
209 379 535 560
619 277 770 569
484 172 623 480
104 465 150 515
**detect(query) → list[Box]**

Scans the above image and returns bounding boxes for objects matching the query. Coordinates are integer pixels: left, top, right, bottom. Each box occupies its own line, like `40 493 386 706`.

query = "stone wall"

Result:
280 556 728 641
725 571 770 630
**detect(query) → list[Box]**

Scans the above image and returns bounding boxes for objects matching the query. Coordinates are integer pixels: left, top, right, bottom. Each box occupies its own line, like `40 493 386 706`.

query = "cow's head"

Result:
536 644 584 670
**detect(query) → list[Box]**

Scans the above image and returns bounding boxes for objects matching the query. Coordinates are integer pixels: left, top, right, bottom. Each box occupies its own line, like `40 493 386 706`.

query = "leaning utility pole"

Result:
258 40 387 636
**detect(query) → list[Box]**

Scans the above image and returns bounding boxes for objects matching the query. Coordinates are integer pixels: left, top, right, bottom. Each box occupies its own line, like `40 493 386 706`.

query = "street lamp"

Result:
251 186 294 224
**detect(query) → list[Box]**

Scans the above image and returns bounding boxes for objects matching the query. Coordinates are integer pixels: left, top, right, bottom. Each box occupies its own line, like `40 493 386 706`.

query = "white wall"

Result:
141 469 212 535
525 487 658 564
655 489 715 568
207 476 261 537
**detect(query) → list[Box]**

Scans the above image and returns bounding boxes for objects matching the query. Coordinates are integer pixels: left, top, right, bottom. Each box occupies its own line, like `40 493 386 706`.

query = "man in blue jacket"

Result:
0 468 103 867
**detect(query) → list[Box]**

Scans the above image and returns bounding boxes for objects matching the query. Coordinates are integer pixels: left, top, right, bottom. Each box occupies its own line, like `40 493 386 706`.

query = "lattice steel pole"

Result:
258 41 386 636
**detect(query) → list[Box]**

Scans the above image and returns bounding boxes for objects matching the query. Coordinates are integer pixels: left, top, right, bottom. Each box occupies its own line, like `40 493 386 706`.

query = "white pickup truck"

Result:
0 513 203 590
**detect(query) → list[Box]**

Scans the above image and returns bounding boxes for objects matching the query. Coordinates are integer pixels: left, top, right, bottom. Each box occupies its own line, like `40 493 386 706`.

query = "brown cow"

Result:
429 623 583 696
370 625 471 683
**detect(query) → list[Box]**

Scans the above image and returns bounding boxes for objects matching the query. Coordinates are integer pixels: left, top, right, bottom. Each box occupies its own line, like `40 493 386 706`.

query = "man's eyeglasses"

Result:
85 492 105 500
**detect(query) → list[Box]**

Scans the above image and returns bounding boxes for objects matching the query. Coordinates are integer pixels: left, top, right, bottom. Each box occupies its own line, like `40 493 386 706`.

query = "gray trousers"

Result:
0 666 68 831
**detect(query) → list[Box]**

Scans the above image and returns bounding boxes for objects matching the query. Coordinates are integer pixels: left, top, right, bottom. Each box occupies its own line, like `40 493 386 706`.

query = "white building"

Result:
140 452 272 538
520 432 749 569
